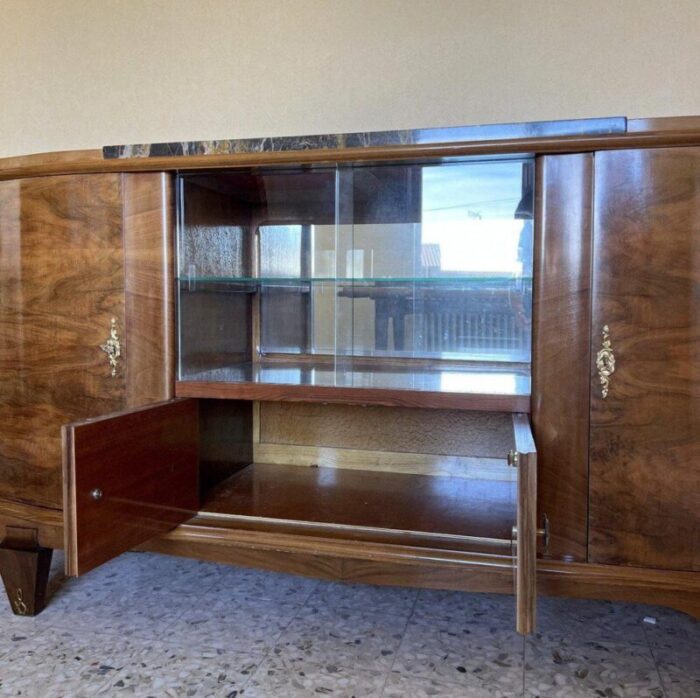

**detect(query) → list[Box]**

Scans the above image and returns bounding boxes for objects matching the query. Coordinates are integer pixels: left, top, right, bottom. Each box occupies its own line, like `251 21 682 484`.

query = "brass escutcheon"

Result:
596 325 615 399
100 317 121 377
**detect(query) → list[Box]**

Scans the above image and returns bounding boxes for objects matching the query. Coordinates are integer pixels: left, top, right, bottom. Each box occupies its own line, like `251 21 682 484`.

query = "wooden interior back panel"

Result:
589 147 700 571
259 402 513 457
532 154 593 561
63 399 199 576
0 175 126 508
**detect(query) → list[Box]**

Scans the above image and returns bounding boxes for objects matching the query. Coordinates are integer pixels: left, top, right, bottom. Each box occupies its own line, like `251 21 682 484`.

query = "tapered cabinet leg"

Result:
0 527 53 616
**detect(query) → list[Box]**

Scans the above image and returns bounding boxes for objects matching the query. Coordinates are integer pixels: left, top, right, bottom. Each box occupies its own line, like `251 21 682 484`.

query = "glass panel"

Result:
177 159 534 395
336 160 533 363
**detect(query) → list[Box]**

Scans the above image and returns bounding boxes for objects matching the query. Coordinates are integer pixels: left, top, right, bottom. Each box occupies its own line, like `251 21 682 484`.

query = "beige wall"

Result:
1 0 699 158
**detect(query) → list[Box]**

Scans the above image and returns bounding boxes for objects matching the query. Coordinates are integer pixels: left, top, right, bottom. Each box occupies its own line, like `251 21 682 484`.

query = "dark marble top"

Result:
103 116 627 159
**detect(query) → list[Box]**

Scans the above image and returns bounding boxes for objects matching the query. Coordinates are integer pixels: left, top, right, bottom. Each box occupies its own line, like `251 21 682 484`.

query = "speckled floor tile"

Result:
242 655 386 697
651 644 700 698
643 606 700 652
33 585 188 642
309 581 418 619
97 552 222 593
57 552 166 597
536 597 649 645
392 621 524 697
5 584 117 637
0 627 127 698
524 633 664 697
91 639 261 697
274 603 407 672
206 565 319 605
167 594 301 654
383 671 511 697
1 553 699 697
412 590 516 630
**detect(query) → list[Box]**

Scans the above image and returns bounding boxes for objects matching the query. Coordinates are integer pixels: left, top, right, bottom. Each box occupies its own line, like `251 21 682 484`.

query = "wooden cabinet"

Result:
589 148 700 571
1 117 700 627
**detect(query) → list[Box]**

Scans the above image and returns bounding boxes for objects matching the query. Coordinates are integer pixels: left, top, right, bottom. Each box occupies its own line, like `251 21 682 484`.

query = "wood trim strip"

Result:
141 519 700 617
175 381 531 412
149 522 516 570
195 511 513 550
61 425 78 572
3 117 700 181
513 413 537 634
123 173 176 407
0 499 63 550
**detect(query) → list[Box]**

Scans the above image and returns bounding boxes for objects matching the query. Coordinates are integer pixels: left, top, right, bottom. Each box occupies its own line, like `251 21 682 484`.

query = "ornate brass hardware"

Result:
100 317 121 377
596 324 615 398
13 588 28 615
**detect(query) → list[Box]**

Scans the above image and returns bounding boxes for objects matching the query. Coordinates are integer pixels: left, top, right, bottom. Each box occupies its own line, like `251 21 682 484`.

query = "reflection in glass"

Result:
177 159 534 393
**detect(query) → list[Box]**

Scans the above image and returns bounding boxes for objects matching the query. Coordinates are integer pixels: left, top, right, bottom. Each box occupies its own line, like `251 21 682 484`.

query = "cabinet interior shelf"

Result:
197 462 517 555
177 360 531 411
179 276 532 284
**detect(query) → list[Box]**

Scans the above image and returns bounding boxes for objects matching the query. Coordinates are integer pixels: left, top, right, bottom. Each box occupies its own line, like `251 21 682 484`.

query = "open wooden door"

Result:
62 399 199 576
513 413 538 634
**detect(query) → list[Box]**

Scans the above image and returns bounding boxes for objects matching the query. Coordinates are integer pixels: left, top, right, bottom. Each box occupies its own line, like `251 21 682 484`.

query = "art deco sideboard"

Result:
0 116 698 634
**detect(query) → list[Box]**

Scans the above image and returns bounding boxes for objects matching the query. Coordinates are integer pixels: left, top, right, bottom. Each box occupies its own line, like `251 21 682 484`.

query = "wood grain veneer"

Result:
0 499 63 550
513 413 537 634
0 172 177 514
532 154 593 561
589 148 700 571
176 380 531 412
0 175 126 509
63 399 199 576
123 173 176 406
142 519 700 618
201 461 517 543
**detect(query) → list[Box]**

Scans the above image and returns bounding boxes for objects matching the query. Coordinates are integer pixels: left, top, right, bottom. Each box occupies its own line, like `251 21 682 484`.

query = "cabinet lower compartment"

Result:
62 397 537 632
198 461 516 556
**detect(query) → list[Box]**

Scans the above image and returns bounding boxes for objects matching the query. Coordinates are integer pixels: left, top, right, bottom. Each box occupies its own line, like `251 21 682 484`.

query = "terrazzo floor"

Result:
0 551 697 697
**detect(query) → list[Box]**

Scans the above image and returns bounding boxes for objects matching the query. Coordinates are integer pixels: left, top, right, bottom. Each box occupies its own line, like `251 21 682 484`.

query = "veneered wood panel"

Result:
177 380 530 412
123 173 176 406
63 399 199 576
589 148 700 571
532 154 593 561
0 175 126 508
